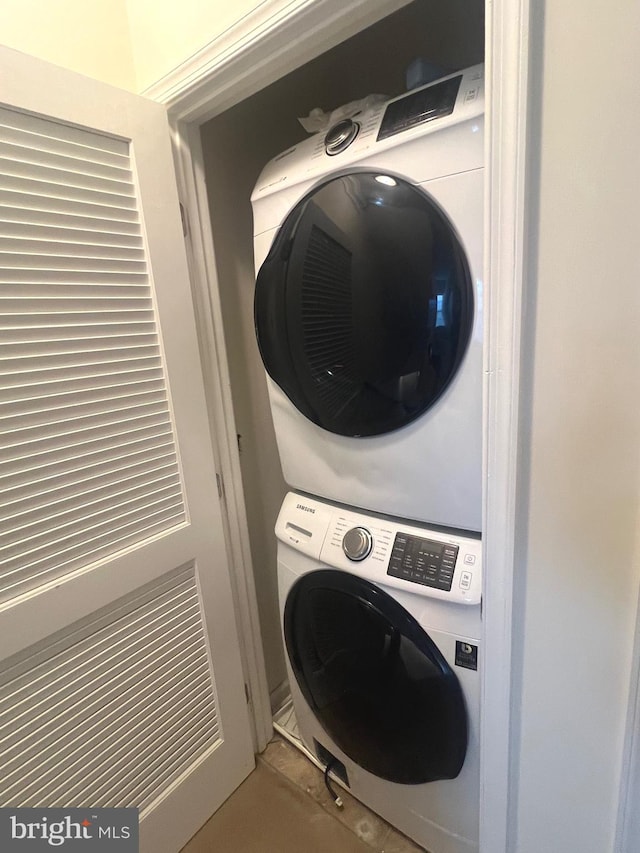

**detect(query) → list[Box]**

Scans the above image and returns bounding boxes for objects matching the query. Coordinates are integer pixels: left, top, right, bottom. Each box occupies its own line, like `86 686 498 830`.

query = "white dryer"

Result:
276 492 482 853
252 65 484 531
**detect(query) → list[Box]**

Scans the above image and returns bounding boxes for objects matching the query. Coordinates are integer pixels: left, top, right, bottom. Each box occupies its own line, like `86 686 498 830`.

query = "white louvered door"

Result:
0 46 255 852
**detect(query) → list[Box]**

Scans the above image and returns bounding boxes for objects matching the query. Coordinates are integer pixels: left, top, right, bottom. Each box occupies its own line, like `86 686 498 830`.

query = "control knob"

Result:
342 526 373 561
324 118 359 155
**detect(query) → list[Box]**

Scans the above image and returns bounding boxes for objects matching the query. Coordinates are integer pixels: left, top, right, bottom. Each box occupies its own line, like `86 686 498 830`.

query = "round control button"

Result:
342 526 373 561
324 119 359 155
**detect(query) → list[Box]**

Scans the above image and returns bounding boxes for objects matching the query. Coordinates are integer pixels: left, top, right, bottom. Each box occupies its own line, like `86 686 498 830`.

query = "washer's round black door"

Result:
284 570 468 785
255 172 473 437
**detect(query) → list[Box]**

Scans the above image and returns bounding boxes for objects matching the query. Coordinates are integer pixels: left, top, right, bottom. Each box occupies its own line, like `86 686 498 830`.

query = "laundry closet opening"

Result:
199 0 485 713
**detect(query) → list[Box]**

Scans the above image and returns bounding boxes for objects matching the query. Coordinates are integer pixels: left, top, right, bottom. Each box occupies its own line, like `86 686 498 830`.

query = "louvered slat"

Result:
0 238 146 260
2 466 182 545
0 131 129 171
0 157 134 196
0 206 143 236
0 354 162 386
0 297 153 316
60 689 214 802
2 402 172 452
1 333 159 360
1 598 202 768
112 705 218 812
0 568 221 813
1 386 169 428
1 578 197 719
3 256 147 273
0 595 201 765
0 419 172 476
0 141 133 183
41 676 212 808
0 270 147 285
2 172 135 207
0 105 186 604
0 188 140 223
0 108 128 159
13 655 210 799
0 503 186 599
1 331 151 360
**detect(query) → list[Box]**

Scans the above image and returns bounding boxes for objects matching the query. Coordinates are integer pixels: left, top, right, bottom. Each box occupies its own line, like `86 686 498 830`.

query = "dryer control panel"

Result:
275 492 482 605
377 73 462 141
251 63 484 212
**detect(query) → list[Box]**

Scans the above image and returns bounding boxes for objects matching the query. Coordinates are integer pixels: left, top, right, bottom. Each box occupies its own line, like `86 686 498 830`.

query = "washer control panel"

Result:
275 492 482 605
387 534 458 591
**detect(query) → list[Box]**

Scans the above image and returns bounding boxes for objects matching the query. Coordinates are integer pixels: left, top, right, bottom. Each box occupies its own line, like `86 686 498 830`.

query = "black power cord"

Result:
323 757 344 809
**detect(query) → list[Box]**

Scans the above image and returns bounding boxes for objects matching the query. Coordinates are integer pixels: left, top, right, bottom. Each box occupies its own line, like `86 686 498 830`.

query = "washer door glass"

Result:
284 569 468 784
255 172 473 437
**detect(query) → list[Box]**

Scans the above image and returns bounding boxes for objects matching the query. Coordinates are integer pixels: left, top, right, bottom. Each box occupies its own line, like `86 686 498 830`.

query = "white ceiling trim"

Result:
142 0 412 122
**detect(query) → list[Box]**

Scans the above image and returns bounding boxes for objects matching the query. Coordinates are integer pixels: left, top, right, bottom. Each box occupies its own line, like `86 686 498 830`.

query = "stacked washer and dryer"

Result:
251 65 485 853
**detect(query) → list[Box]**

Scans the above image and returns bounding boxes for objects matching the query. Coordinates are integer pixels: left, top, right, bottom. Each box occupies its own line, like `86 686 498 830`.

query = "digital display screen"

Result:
377 75 462 141
387 533 458 591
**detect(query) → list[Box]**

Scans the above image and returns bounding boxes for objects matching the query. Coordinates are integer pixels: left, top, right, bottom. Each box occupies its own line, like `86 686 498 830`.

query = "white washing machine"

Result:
276 492 482 853
253 65 484 531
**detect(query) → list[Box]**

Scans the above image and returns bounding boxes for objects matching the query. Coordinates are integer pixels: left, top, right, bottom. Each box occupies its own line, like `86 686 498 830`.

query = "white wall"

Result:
126 0 264 92
0 0 136 90
200 108 290 700
0 0 262 92
513 1 640 850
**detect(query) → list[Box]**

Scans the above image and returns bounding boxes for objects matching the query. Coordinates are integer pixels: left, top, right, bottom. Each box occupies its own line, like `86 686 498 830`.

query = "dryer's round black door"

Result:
255 172 473 437
284 570 468 784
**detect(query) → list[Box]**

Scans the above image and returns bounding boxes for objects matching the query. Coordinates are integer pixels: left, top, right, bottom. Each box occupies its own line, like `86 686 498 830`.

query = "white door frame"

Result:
148 1 534 850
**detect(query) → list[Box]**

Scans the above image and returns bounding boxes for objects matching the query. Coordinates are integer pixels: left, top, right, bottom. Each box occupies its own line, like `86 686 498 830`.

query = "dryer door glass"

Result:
255 172 473 437
284 569 468 784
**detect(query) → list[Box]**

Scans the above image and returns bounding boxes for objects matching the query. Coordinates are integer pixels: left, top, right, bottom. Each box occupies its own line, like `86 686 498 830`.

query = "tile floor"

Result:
181 734 425 852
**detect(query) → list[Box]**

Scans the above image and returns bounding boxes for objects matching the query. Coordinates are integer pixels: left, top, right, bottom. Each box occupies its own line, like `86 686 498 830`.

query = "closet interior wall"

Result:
200 0 485 703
